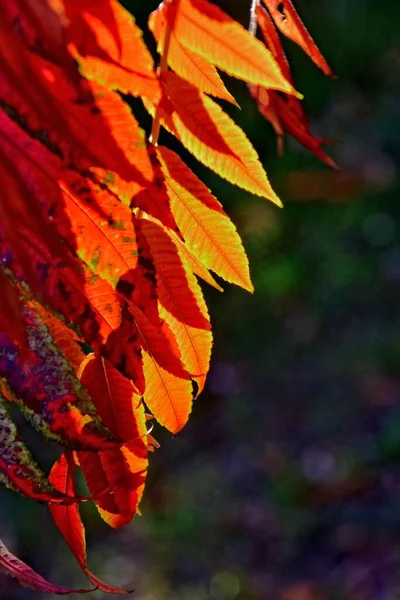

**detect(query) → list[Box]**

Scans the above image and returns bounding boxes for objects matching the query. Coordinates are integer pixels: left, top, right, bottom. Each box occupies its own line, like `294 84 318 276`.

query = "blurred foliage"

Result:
1 0 399 598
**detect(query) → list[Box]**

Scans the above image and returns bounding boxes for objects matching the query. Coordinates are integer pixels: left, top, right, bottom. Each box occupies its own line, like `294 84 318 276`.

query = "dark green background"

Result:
1 0 399 598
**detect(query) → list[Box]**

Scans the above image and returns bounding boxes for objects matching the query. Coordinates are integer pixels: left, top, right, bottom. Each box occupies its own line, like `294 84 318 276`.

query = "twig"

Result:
249 0 260 36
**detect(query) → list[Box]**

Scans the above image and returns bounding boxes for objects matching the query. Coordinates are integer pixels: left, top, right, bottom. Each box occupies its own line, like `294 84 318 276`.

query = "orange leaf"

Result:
261 0 335 77
148 4 236 104
256 4 292 84
75 451 126 528
129 302 189 379
64 0 161 100
173 236 224 292
145 72 282 204
164 0 297 94
140 217 210 330
78 355 146 441
158 283 212 394
142 348 193 434
78 355 148 526
140 216 212 392
157 146 253 291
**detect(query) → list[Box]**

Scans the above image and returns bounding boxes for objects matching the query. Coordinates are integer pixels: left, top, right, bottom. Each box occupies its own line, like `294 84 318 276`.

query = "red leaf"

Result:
0 16 154 201
49 452 130 593
31 302 85 372
140 215 212 392
252 6 338 169
0 393 82 504
261 0 335 77
0 538 91 595
77 355 148 526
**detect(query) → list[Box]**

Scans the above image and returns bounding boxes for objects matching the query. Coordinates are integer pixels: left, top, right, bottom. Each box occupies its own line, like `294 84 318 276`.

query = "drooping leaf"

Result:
262 92 339 169
129 301 189 379
49 452 130 593
157 146 253 291
158 276 212 394
78 355 148 527
261 0 335 77
131 144 181 235
163 0 298 94
145 72 282 204
0 538 91 595
140 216 209 329
148 4 237 104
140 215 212 392
252 5 338 168
75 451 125 528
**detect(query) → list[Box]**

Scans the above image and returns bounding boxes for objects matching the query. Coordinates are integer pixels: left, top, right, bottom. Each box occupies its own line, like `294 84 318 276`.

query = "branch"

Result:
249 0 260 36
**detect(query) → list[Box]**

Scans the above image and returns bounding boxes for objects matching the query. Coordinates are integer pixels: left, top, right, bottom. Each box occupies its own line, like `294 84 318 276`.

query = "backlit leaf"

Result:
49 452 130 593
64 0 161 100
0 538 91 595
157 146 253 291
142 347 193 434
164 0 297 94
145 72 282 204
149 4 236 104
78 355 148 526
261 0 335 77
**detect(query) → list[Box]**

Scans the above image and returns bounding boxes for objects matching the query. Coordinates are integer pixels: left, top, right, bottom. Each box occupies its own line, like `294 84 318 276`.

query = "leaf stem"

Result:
149 21 173 146
249 0 260 36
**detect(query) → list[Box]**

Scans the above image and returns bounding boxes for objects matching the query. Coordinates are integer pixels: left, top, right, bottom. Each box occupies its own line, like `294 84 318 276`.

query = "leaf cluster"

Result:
0 0 334 592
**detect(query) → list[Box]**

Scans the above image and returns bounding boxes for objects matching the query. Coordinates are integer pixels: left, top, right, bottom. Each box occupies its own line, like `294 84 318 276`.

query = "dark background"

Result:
1 0 399 598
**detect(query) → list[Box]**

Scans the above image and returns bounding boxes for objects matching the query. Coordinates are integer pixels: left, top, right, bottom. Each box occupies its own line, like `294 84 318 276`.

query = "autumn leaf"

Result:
64 0 161 100
157 146 253 291
0 538 91 595
0 0 337 591
49 452 130 592
142 347 193 434
148 3 237 104
77 355 148 526
145 72 282 204
140 215 212 392
0 394 83 504
163 0 298 94
252 5 338 168
261 0 335 77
